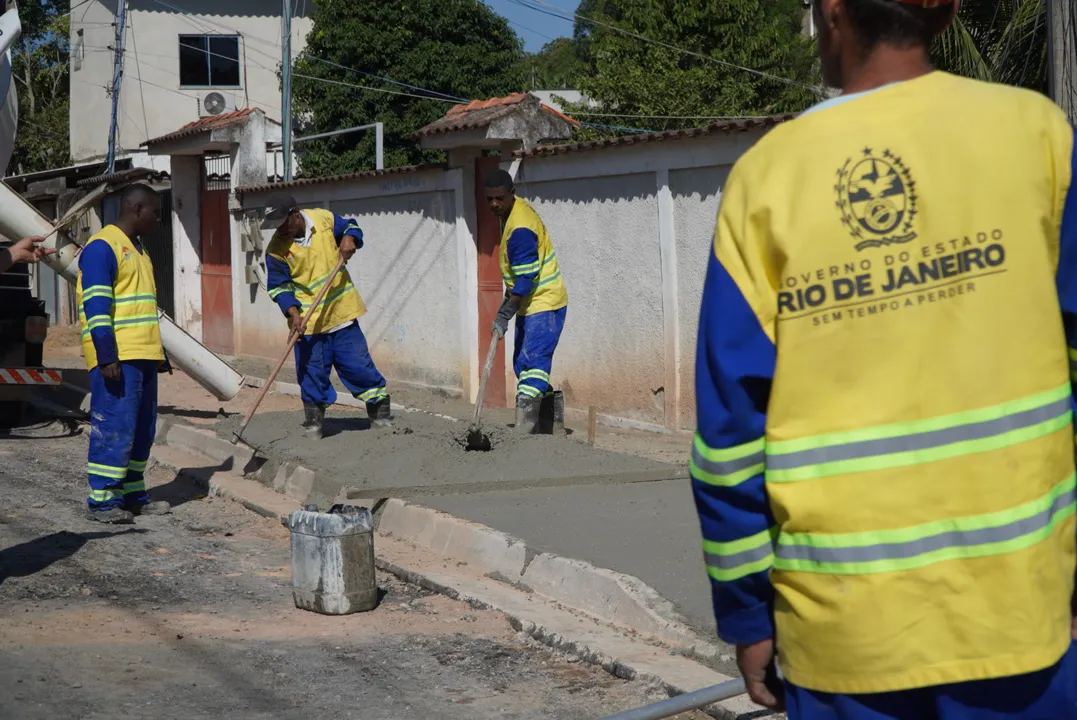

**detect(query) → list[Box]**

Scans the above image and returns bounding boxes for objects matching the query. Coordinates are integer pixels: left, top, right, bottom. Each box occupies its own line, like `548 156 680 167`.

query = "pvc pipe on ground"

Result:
599 679 747 720
0 181 244 401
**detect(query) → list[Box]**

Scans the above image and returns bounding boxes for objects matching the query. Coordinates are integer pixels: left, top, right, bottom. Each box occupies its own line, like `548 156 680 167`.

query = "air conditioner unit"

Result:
198 91 237 118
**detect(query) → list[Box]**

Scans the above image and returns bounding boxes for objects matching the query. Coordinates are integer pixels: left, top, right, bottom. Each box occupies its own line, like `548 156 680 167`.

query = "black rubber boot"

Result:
302 403 325 440
536 391 566 435
367 395 392 427
86 506 135 524
514 396 541 434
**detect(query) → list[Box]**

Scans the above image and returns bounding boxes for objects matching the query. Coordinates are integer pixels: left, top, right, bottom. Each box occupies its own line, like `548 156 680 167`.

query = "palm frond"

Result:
934 16 994 82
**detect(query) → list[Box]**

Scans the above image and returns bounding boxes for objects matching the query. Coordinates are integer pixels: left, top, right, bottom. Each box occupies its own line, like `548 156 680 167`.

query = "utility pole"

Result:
1047 0 1077 126
281 0 293 181
106 0 128 174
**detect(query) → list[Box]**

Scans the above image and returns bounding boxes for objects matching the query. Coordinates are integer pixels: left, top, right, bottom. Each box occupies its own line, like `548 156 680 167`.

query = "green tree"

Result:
8 0 70 175
932 0 1048 93
292 0 527 174
529 37 586 90
567 0 819 133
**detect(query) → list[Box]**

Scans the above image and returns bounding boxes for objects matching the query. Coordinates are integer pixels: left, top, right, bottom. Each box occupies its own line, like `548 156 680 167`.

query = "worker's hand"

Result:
287 307 307 337
339 235 358 262
492 297 517 339
100 362 122 382
158 355 173 375
8 236 55 264
736 638 784 711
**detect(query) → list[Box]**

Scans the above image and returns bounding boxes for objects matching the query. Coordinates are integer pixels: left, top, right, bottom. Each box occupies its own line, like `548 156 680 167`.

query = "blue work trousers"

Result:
293 321 387 407
513 307 567 399
87 359 158 510
787 642 1077 720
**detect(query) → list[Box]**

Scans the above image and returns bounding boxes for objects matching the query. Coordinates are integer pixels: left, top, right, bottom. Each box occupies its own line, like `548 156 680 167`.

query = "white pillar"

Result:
170 155 203 340
449 167 479 402
656 168 681 430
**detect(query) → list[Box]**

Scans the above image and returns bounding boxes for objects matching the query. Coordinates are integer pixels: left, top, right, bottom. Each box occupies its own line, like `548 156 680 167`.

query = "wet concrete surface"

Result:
218 407 676 493
0 433 708 720
422 480 729 660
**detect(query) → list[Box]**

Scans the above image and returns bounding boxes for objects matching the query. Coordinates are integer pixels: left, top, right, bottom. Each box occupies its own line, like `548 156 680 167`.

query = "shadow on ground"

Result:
0 528 145 585
159 405 231 421
323 416 372 438
150 458 237 509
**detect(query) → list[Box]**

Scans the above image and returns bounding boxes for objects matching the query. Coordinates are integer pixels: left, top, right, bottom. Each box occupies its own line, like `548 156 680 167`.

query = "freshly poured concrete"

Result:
215 403 719 647
218 407 675 493
420 481 721 642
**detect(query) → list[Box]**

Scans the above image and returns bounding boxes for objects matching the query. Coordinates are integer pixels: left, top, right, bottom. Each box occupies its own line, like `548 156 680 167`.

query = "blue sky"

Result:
485 0 582 52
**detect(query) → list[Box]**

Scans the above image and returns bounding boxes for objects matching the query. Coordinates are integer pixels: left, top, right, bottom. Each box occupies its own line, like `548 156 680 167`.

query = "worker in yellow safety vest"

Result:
485 169 568 433
262 192 390 439
691 0 1077 717
77 183 172 524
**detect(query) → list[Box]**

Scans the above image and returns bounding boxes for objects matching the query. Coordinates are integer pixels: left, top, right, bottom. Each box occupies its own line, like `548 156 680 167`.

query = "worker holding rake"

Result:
262 193 389 440
692 0 1077 718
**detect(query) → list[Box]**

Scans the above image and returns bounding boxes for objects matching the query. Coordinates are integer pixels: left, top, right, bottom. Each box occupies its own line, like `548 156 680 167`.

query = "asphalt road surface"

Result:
0 425 702 720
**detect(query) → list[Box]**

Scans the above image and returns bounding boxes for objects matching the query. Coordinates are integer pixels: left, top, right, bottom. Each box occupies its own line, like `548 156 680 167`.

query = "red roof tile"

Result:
513 114 796 158
142 108 255 147
417 93 579 137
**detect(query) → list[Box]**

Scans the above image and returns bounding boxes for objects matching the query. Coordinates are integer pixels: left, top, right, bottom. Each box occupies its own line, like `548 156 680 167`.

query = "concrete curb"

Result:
149 431 759 718
375 553 757 720
155 419 343 508
154 420 725 664
378 498 722 661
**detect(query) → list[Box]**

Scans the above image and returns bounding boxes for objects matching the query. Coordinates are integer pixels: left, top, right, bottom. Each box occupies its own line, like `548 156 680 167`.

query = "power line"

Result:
90 39 457 113
580 121 654 134
303 56 468 102
87 0 659 141
64 0 97 17
570 111 774 120
127 12 157 165
503 0 822 93
146 0 285 67
291 73 462 103
140 0 468 105
86 44 282 113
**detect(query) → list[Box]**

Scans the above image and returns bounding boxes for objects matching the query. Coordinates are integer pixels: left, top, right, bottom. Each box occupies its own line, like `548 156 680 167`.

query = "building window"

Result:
179 35 241 87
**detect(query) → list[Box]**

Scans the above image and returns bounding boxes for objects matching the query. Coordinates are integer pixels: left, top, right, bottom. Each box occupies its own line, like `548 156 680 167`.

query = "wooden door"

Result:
475 156 507 408
200 187 234 355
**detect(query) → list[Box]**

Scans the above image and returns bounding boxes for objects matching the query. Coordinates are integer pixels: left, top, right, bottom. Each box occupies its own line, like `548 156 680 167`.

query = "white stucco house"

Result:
68 0 312 171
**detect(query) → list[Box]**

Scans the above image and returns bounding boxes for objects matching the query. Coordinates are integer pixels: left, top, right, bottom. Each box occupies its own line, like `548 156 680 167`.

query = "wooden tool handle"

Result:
235 254 348 436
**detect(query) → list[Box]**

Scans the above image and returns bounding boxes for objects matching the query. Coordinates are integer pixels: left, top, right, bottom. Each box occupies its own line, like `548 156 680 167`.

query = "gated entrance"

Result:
200 155 234 355
474 155 507 408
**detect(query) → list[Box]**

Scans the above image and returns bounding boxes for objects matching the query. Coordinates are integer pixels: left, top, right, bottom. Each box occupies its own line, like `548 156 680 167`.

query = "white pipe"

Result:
600 679 746 720
0 182 244 401
0 8 23 58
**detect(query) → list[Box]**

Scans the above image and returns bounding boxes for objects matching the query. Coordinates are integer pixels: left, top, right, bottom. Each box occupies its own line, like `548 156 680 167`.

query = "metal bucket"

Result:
288 504 377 615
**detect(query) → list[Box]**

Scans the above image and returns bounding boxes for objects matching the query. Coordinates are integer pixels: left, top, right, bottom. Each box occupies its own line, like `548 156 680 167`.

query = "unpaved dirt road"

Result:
0 430 703 720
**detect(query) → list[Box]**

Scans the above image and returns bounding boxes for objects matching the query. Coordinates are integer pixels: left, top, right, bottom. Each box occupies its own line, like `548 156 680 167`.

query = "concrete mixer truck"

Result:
0 3 244 426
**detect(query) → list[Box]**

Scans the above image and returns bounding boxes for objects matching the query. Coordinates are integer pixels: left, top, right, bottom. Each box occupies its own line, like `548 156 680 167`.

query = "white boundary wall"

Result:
237 168 474 398
234 127 773 430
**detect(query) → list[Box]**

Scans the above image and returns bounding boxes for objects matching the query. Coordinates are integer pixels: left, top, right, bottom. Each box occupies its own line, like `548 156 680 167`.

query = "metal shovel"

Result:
465 329 501 451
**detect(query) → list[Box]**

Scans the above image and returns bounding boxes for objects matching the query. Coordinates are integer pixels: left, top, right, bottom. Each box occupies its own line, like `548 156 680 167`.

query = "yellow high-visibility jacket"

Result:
265 208 366 334
691 72 1077 694
500 197 567 315
77 225 164 370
